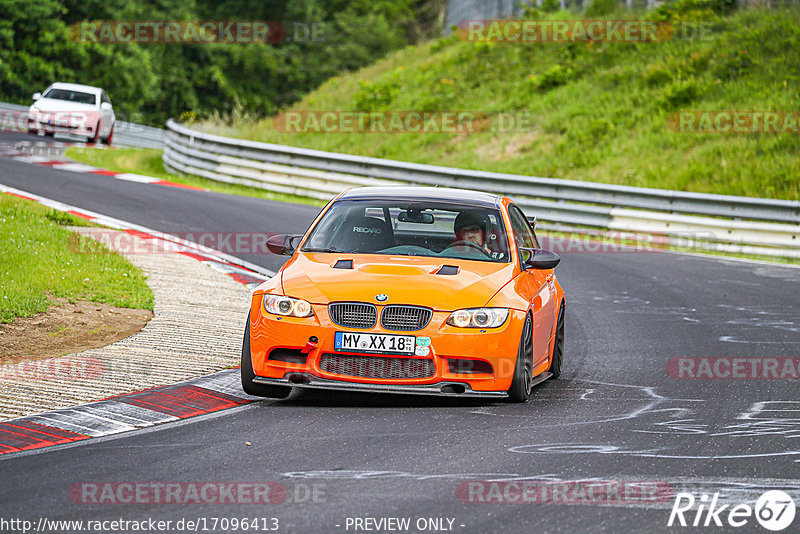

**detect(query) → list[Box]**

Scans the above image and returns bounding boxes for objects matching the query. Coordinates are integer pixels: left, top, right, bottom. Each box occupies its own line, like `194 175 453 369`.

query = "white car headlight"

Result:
446 308 509 328
263 294 314 318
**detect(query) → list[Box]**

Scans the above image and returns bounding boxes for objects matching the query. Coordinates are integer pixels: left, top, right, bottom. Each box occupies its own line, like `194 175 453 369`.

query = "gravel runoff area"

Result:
0 228 252 420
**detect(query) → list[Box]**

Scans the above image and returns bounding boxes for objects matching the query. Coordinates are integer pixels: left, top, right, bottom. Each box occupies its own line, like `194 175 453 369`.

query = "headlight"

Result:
446 308 509 328
263 294 314 317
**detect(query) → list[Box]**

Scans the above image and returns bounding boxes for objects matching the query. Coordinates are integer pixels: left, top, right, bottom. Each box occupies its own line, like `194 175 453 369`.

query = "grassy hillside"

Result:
194 3 800 199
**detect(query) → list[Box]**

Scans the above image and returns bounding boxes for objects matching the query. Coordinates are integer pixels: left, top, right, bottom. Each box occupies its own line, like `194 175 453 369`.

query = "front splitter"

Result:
253 373 511 398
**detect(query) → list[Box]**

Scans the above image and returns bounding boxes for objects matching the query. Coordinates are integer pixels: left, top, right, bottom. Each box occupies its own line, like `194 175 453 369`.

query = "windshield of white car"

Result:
302 200 511 263
42 89 97 106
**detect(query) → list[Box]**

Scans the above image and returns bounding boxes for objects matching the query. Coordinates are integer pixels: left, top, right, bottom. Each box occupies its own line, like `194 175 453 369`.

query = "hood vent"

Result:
332 259 354 269
435 265 460 276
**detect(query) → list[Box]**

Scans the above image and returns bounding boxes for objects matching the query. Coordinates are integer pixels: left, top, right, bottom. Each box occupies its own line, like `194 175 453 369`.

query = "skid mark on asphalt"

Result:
468 379 668 427
510 443 800 461
580 290 800 346
577 290 800 331
631 402 800 439
501 387 800 465
719 335 800 343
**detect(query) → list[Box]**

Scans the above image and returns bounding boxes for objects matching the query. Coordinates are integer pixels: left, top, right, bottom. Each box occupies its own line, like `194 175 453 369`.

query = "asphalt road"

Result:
1 132 798 533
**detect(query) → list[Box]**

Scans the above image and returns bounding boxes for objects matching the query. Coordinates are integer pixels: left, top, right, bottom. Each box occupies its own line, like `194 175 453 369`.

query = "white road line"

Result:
27 411 137 437
189 370 264 401
114 173 161 184
80 401 180 426
11 155 54 163
49 163 100 173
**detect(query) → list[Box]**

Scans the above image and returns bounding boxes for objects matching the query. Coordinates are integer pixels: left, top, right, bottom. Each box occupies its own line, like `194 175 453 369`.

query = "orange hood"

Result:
280 253 517 311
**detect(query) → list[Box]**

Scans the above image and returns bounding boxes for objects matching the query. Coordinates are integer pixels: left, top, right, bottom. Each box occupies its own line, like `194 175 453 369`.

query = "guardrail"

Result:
0 102 164 149
163 119 800 258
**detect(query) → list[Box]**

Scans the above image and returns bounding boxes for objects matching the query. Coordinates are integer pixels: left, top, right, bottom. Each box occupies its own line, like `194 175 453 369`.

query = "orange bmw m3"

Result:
242 187 565 402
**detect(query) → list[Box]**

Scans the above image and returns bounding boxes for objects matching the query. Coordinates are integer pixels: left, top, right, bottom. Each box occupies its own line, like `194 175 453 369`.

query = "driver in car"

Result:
453 211 492 255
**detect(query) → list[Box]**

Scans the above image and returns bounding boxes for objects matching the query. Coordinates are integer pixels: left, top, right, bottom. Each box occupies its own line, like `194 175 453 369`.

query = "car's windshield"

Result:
42 89 97 105
302 199 510 263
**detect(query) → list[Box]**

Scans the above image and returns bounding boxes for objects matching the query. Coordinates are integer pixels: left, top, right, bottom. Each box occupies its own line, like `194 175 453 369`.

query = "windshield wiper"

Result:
302 247 344 253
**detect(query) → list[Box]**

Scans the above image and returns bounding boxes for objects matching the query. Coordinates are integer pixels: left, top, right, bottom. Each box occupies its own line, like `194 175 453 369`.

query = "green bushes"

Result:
657 78 702 109
0 0 441 126
584 0 620 17
530 64 575 91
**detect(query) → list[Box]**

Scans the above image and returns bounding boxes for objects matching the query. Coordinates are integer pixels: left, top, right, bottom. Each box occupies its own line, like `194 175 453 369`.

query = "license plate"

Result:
334 332 415 355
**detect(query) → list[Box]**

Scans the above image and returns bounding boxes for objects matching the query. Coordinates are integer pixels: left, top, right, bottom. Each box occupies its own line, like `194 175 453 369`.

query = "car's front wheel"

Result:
507 314 534 403
241 314 292 399
549 302 565 379
102 125 114 145
88 123 101 144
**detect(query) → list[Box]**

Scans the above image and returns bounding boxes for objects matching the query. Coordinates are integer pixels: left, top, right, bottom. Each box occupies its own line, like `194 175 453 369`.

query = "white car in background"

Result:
27 82 115 144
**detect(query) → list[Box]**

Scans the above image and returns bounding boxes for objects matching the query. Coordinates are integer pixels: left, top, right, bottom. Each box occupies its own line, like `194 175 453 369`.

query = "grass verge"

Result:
0 194 154 323
64 147 325 207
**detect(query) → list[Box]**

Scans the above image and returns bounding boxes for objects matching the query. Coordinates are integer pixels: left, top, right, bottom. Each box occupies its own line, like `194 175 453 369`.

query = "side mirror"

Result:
100 102 112 111
521 248 560 270
266 234 302 255
32 92 41 101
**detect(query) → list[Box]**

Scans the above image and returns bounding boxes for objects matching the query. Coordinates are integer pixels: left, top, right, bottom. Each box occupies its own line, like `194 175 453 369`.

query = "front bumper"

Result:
28 113 97 136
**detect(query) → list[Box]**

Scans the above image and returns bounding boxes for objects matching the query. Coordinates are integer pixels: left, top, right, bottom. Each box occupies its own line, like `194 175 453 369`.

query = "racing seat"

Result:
335 215 395 253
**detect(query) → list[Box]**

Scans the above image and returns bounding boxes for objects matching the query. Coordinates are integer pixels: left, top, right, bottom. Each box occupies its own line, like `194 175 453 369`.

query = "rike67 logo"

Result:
668 490 796 531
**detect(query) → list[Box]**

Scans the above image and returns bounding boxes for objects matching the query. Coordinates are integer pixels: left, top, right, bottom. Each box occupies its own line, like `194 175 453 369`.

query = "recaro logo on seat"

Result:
353 227 381 234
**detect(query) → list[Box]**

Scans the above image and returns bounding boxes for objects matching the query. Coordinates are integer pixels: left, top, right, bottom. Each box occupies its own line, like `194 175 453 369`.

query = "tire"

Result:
44 131 54 137
88 123 100 144
549 302 565 379
103 125 113 145
507 314 534 403
241 315 292 398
